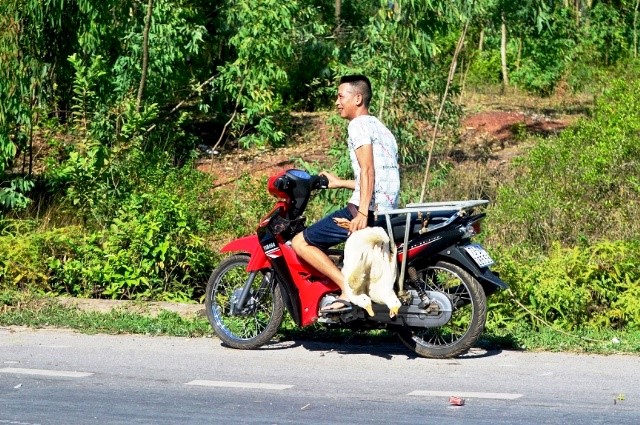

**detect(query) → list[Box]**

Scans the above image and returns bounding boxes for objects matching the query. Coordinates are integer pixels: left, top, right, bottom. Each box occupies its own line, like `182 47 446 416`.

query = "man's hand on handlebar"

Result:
319 171 341 189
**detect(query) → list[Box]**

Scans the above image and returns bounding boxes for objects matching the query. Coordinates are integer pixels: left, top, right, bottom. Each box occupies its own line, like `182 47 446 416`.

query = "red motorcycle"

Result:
205 169 507 358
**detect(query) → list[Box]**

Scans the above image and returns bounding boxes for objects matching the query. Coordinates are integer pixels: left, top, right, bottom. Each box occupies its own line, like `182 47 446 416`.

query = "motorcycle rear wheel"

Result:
395 261 487 359
205 254 284 349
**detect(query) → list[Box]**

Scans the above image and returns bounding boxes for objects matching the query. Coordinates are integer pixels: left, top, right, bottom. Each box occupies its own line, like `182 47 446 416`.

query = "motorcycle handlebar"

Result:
275 174 328 192
312 174 329 190
274 176 289 191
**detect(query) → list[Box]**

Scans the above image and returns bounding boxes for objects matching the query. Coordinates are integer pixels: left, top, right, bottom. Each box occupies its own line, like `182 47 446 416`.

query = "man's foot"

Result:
319 299 353 314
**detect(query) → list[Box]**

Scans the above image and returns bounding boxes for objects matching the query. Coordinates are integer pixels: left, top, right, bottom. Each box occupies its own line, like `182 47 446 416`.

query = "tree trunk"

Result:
500 12 509 95
136 0 154 113
335 0 341 24
478 27 484 52
635 0 639 58
516 36 522 70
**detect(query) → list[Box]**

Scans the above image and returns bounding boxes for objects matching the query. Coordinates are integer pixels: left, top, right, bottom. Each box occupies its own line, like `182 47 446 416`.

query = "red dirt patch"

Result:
462 111 569 142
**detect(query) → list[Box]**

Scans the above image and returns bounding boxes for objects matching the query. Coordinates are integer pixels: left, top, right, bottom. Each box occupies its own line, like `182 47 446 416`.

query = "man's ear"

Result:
355 93 363 106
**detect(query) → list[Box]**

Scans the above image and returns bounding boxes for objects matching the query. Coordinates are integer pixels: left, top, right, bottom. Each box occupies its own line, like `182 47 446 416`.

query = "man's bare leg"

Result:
291 233 346 311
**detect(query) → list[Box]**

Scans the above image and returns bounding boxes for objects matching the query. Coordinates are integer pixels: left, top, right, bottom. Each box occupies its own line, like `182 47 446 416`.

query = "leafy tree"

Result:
583 2 629 66
332 1 480 168
0 0 68 210
509 3 574 95
211 0 329 148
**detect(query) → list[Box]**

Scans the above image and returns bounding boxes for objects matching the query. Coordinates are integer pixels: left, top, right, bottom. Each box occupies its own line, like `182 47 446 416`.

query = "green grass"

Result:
0 291 211 337
481 325 640 354
1 291 638 355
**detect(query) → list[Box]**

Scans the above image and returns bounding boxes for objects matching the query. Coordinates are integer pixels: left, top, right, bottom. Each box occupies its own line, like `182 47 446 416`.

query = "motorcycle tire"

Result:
205 254 284 349
394 260 487 359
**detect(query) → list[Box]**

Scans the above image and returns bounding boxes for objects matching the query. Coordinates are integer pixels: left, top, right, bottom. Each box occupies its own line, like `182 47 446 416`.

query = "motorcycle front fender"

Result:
221 235 270 271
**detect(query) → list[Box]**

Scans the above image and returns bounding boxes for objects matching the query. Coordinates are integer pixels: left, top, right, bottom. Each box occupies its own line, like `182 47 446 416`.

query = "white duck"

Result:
341 226 401 318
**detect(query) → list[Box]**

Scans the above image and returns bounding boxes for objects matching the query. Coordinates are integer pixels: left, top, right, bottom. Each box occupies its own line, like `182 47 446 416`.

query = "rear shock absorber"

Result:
407 266 431 308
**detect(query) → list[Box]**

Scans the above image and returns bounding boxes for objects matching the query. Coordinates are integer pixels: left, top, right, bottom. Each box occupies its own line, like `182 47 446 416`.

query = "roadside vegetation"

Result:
1 1 638 353
2 290 639 354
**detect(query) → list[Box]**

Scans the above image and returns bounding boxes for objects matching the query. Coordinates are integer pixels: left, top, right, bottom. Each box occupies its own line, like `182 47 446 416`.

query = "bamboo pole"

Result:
500 11 509 95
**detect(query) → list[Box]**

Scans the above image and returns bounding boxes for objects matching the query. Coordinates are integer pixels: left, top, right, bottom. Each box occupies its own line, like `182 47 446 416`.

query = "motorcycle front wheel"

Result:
205 254 284 349
395 261 487 359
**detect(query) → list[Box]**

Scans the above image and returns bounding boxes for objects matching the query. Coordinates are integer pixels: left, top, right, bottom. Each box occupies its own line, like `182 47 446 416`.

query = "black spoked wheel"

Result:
205 254 284 349
396 261 487 359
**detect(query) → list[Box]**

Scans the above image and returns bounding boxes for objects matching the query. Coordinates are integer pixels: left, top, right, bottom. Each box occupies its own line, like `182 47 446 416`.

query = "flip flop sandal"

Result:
319 299 353 315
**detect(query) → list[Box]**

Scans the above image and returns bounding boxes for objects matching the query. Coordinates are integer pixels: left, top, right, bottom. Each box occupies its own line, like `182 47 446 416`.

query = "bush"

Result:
0 221 84 292
52 198 212 301
50 165 218 301
485 77 640 250
488 240 640 332
204 173 284 241
1 162 219 302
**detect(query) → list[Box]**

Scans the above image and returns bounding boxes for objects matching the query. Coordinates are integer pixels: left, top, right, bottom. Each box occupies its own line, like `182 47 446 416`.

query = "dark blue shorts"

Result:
302 204 374 250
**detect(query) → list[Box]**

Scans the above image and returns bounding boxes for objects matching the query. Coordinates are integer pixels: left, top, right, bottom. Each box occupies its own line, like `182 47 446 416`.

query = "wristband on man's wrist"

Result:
358 210 368 217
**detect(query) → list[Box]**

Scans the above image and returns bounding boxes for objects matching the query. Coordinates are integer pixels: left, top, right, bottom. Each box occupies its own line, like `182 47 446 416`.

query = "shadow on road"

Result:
295 338 417 360
230 333 506 361
219 329 505 360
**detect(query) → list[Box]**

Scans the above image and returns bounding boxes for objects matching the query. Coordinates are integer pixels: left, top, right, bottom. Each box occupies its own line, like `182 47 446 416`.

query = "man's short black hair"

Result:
340 74 372 107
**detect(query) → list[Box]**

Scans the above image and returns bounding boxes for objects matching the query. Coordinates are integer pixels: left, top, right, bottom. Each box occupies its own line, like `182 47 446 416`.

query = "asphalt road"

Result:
1 326 638 424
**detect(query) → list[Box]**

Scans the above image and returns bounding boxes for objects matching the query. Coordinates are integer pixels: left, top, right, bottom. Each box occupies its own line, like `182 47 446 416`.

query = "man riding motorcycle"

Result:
291 74 400 316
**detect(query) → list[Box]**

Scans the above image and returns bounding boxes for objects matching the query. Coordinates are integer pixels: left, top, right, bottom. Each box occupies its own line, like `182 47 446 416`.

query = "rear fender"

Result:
437 246 508 295
221 236 270 271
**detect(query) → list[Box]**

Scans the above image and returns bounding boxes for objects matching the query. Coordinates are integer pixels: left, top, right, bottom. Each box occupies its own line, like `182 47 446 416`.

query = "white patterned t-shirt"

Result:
347 115 400 212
